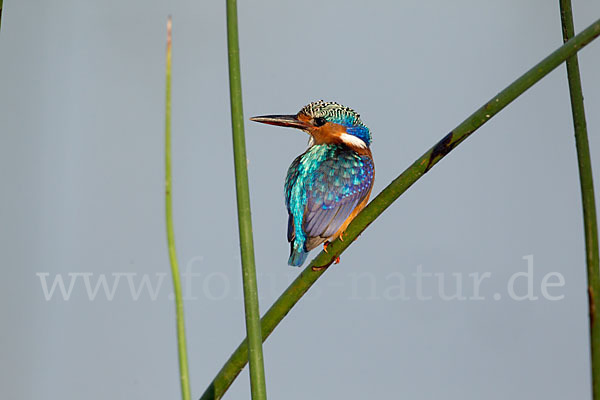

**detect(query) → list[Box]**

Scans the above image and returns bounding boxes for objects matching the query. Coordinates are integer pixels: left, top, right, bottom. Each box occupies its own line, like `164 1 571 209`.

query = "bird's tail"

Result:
288 242 308 267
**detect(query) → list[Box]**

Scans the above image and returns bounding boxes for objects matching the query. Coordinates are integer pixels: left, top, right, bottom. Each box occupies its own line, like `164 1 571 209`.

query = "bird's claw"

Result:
323 241 330 253
311 257 340 271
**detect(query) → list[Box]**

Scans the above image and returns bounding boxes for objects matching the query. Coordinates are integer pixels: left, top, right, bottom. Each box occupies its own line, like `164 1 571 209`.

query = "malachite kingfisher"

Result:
251 100 375 267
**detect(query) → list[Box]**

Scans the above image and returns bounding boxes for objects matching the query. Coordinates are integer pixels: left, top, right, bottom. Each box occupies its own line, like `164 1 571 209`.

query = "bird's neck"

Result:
309 123 370 155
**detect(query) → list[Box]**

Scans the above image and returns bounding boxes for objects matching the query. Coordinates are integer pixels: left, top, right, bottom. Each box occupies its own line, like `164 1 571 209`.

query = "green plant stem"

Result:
559 2 600 398
0 0 3 31
225 0 267 399
200 17 600 400
165 17 192 400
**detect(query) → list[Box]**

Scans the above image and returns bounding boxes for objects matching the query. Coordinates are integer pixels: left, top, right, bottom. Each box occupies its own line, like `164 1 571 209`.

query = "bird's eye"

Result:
313 117 327 127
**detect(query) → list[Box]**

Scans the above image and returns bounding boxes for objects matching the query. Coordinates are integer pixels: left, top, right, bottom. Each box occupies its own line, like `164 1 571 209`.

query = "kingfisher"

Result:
250 100 375 267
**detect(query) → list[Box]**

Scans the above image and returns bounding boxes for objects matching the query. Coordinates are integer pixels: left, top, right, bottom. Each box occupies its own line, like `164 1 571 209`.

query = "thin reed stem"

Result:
559 2 600 398
165 16 192 400
225 0 268 399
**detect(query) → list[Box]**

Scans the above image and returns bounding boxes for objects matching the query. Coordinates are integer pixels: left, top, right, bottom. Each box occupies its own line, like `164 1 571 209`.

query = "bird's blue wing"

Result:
301 149 374 250
285 155 302 243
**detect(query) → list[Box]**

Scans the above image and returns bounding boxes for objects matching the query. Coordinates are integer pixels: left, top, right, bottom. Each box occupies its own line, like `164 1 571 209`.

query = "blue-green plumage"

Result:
250 100 375 267
285 144 374 266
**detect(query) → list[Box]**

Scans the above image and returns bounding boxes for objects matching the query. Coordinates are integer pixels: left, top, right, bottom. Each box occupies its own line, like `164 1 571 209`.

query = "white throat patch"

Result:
340 133 368 149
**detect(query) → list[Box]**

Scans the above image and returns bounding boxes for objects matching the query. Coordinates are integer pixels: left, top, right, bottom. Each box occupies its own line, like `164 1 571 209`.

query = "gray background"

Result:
1 0 600 399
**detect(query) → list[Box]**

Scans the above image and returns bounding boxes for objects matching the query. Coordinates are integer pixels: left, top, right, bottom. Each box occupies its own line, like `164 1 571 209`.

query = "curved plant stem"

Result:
559 2 600 398
165 17 192 400
225 0 268 399
199 17 600 400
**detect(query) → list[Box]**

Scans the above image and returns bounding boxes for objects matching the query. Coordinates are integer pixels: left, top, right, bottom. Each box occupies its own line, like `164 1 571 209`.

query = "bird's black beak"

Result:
249 114 310 130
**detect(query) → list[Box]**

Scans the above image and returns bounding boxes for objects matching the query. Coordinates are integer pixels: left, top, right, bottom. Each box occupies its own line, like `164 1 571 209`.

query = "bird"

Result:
250 100 375 267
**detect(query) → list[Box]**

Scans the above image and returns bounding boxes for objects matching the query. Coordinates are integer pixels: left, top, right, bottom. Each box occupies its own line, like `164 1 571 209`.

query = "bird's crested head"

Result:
250 100 372 151
298 100 371 147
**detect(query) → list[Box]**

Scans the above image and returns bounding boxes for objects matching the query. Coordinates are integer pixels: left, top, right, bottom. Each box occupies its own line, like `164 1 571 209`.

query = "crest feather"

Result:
300 100 362 126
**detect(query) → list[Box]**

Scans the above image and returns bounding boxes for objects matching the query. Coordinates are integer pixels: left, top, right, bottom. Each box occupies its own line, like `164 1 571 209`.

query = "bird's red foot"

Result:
334 256 340 264
323 241 330 253
339 232 345 242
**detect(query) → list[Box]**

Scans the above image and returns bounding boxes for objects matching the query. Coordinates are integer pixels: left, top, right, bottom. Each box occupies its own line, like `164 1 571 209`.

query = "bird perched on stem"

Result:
251 100 375 267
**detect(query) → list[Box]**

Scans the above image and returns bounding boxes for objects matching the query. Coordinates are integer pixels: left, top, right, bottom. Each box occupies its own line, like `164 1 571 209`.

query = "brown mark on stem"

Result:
425 131 456 172
590 286 596 326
